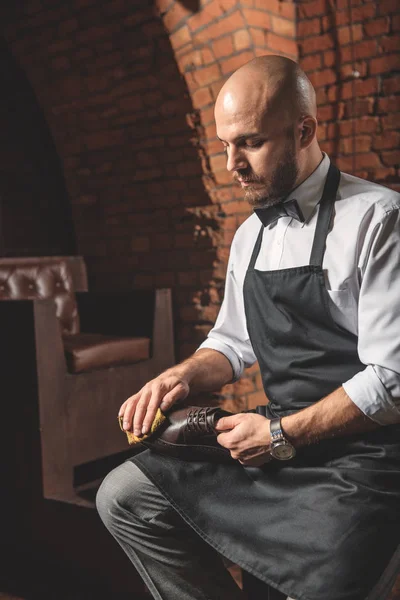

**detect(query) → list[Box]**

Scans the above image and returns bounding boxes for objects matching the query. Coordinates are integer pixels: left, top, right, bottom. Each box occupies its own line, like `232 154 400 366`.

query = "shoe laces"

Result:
186 408 216 434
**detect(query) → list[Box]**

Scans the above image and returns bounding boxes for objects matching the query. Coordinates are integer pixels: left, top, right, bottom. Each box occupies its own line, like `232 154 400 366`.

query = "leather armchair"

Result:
0 256 175 508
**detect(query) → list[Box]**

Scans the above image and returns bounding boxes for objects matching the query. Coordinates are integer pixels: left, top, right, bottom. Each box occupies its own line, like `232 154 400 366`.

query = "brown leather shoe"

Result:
142 405 235 463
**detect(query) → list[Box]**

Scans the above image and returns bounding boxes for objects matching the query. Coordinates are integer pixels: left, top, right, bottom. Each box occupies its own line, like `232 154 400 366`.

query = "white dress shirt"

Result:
199 154 400 425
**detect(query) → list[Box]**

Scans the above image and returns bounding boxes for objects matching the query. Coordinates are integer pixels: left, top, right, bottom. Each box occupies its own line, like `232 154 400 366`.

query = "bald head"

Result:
216 55 316 128
215 55 322 208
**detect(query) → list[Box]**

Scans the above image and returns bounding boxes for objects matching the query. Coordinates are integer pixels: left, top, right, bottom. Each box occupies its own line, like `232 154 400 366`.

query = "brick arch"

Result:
1 0 297 410
155 0 297 407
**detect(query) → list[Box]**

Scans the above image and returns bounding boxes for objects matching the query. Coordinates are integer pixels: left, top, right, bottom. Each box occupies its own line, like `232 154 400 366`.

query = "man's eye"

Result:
246 141 263 149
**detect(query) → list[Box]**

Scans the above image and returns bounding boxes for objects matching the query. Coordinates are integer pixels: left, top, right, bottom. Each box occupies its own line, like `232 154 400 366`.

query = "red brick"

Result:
381 114 400 130
342 77 378 100
193 63 221 86
187 0 224 32
378 96 400 114
338 117 380 136
154 0 174 13
220 50 255 75
212 35 235 59
253 47 273 57
393 14 400 30
249 27 267 47
372 132 400 150
370 54 400 75
335 0 365 9
163 2 192 32
267 32 297 56
335 4 376 25
209 154 227 172
192 86 214 109
339 62 367 80
322 50 336 68
381 151 400 167
194 11 246 42
200 105 215 126
202 47 215 64
378 0 400 14
337 24 363 45
371 168 396 181
178 271 199 286
380 36 400 54
233 29 252 51
340 136 372 154
318 104 335 121
242 8 271 29
271 15 296 37
297 18 321 38
308 68 337 88
169 25 191 50
300 33 334 55
344 98 375 118
354 153 383 169
298 0 326 18
363 17 390 37
254 0 295 19
176 49 202 72
131 236 150 252
300 53 322 71
383 76 400 95
341 40 378 62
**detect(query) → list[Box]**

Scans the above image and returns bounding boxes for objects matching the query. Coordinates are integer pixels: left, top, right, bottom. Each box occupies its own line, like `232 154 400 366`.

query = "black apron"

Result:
132 164 400 600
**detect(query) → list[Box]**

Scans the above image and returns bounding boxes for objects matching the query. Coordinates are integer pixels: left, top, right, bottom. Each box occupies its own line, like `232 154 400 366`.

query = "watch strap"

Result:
270 417 284 441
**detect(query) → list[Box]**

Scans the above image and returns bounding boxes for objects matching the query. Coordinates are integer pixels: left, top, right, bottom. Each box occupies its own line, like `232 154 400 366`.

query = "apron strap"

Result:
309 163 341 267
248 225 264 270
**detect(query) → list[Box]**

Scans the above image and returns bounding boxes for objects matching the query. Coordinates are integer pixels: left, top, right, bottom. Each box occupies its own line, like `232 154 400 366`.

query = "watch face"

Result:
272 442 296 460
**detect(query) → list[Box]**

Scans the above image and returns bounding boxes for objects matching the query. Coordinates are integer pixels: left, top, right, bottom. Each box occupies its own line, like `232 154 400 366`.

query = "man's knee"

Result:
96 460 166 530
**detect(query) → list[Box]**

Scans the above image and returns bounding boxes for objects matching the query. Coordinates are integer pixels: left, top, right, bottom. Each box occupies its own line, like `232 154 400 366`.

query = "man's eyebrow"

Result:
217 133 264 143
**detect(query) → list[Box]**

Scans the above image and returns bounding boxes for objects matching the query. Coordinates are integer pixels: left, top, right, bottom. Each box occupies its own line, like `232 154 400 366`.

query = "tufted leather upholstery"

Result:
0 260 79 334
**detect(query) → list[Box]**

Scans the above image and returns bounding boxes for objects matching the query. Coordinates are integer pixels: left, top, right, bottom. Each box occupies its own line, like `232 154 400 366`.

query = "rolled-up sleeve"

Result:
197 236 257 381
343 206 400 425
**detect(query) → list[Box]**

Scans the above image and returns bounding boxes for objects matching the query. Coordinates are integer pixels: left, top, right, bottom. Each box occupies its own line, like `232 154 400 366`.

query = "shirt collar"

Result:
285 153 330 226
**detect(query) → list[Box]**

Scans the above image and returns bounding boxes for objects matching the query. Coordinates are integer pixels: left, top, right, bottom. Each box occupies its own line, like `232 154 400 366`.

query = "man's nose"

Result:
226 147 247 172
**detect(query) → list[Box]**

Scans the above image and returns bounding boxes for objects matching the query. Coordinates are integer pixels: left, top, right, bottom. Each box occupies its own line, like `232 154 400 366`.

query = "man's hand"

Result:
119 371 190 436
215 413 272 466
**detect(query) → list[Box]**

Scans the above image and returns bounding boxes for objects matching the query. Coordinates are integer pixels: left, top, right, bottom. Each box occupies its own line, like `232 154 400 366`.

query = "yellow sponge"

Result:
118 408 167 446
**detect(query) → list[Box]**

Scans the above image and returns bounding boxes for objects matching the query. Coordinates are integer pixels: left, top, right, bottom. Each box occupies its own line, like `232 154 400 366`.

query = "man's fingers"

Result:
215 414 242 431
141 385 167 434
122 393 141 430
133 389 153 435
160 382 188 412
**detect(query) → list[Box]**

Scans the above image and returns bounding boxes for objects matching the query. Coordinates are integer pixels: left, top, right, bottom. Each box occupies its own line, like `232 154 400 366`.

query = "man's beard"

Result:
235 142 299 208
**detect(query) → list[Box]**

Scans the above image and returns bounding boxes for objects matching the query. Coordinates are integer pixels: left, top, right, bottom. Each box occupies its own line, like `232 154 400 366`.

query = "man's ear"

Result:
299 116 317 149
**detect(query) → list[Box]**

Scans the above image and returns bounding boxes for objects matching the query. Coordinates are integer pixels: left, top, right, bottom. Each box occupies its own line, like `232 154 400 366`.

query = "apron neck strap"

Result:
247 162 341 271
248 226 264 270
309 163 341 267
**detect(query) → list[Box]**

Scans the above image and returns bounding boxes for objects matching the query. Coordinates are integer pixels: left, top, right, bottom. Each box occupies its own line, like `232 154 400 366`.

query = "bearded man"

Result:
96 56 400 600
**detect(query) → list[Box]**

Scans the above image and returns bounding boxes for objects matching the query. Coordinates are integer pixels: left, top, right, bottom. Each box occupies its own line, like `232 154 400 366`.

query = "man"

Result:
96 56 400 600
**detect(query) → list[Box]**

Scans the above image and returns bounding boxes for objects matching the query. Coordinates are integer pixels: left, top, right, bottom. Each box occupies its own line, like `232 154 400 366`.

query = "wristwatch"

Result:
270 418 296 460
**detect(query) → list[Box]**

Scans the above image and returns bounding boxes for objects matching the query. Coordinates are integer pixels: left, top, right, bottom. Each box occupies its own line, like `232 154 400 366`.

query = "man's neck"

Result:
295 147 324 190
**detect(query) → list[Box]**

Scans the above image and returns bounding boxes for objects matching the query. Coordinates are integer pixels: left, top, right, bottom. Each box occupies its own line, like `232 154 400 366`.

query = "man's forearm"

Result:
173 348 234 394
282 386 379 448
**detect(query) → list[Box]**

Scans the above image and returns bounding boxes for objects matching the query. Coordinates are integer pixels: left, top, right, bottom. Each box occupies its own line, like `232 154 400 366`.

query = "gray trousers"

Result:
96 460 296 600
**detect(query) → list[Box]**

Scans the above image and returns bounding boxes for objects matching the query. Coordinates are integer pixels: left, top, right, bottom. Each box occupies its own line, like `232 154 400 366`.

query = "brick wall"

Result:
2 0 399 413
155 0 297 409
298 0 400 191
